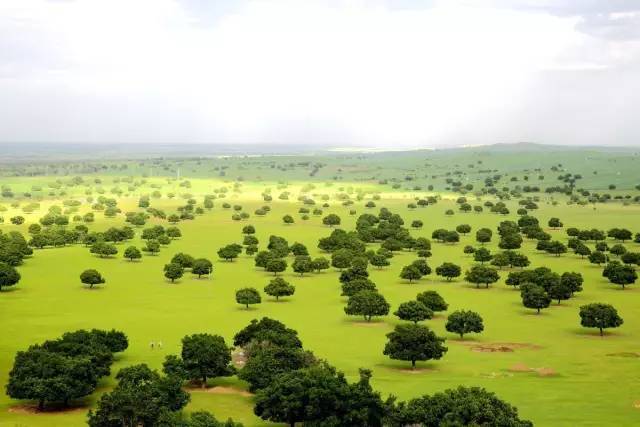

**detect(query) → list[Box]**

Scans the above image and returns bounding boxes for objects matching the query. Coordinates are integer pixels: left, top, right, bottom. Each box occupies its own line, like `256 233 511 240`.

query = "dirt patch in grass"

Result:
460 342 542 353
607 352 640 358
508 362 532 372
508 363 557 377
634 400 640 409
199 386 253 397
8 405 85 415
536 367 557 376
481 371 514 379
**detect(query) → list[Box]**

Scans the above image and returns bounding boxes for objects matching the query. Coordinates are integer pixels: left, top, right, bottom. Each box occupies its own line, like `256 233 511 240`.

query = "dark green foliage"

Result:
341 278 377 297
344 290 390 321
236 287 261 308
238 343 315 392
291 256 313 276
87 364 189 426
123 246 142 261
416 290 448 312
217 244 243 261
167 334 234 387
0 262 20 291
435 262 461 281
602 261 637 289
171 252 195 269
7 329 127 410
561 272 583 295
265 258 287 276
254 363 386 427
264 277 295 300
233 317 302 348
464 265 500 288
383 324 447 368
445 310 484 338
394 301 433 323
192 258 213 278
386 386 532 427
520 283 551 314
80 269 105 289
164 262 184 283
90 241 118 258
579 303 624 336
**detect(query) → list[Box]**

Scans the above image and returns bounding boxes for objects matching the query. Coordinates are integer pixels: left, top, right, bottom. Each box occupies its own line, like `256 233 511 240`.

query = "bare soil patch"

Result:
536 367 557 376
480 371 514 379
201 386 253 397
508 362 531 372
607 352 640 358
508 363 557 377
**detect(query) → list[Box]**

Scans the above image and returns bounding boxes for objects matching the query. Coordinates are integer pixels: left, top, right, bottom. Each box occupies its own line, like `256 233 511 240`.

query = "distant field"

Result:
1 145 640 426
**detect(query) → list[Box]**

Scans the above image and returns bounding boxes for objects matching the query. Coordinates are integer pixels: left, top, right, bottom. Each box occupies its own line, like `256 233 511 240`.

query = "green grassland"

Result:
1 145 640 426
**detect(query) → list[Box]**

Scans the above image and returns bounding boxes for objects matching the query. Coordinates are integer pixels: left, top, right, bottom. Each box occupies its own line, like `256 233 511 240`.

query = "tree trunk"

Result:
599 327 604 336
38 398 44 411
411 359 416 369
537 308 540 314
459 333 464 339
202 376 207 388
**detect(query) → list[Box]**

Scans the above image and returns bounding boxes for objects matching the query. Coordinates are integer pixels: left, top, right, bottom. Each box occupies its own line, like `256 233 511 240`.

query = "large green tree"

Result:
579 303 623 336
445 310 484 339
383 324 447 369
264 277 295 301
344 290 390 322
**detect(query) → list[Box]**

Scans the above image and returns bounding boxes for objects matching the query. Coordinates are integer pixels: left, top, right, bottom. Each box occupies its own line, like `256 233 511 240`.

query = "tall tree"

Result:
383 324 447 369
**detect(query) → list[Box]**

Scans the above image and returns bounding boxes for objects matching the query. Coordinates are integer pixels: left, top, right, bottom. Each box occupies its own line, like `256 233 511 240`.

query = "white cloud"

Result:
0 0 638 146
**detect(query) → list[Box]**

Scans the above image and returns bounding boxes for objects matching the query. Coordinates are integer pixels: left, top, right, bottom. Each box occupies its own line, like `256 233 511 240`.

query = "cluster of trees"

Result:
394 291 447 323
88 364 240 426
28 224 87 248
505 267 583 313
0 230 32 266
164 253 213 282
466 247 530 269
230 317 529 426
6 329 128 410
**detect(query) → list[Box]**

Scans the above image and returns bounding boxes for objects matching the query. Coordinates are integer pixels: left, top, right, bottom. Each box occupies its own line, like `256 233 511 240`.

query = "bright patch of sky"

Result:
1 0 639 147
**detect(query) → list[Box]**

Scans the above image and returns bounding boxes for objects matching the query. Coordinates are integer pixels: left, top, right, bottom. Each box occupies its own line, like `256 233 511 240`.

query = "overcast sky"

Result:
1 0 639 147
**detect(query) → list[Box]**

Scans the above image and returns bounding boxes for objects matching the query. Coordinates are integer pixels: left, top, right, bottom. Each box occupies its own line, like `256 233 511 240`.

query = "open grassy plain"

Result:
1 144 640 426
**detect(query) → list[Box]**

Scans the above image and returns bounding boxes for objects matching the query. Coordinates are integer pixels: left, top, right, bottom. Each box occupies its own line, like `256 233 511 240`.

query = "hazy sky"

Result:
1 0 639 147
